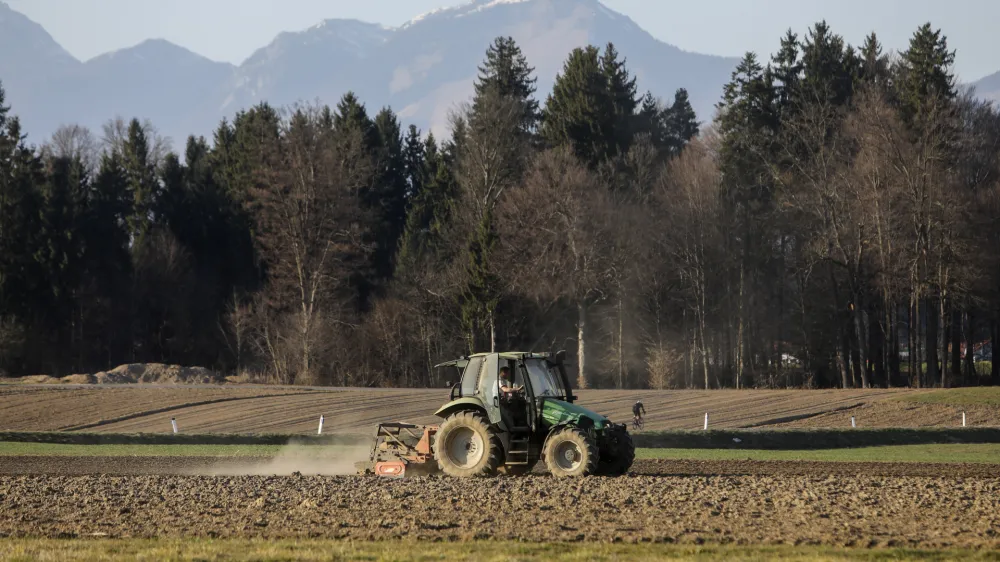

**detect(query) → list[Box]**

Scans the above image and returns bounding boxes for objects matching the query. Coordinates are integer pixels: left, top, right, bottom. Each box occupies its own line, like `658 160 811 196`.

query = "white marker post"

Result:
703 412 709 431
962 412 967 428
851 416 856 428
317 415 325 435
171 417 178 434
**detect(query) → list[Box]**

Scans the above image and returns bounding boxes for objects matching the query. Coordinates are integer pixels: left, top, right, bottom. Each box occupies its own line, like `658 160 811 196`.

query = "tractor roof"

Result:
433 351 550 369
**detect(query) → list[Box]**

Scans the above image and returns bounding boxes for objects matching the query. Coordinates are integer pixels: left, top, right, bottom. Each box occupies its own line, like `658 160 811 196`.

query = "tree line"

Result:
0 23 997 390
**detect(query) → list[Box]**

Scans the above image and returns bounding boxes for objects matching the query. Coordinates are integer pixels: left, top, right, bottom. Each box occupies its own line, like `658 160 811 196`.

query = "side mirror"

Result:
556 350 567 363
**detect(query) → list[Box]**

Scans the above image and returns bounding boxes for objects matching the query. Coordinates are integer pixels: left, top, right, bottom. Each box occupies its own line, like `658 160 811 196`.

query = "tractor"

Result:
356 350 635 478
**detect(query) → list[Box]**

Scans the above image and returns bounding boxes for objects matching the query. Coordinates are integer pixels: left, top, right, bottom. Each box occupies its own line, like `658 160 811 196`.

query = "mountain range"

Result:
0 0 997 149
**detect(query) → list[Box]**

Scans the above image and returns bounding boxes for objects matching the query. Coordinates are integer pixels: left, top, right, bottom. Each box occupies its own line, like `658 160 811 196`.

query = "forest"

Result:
0 21 998 390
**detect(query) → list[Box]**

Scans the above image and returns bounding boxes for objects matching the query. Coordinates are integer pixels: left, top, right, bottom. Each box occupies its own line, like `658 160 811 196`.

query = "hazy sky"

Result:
7 0 999 82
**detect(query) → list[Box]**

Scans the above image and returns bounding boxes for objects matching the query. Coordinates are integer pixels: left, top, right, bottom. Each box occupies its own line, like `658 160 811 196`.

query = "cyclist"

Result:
632 399 645 427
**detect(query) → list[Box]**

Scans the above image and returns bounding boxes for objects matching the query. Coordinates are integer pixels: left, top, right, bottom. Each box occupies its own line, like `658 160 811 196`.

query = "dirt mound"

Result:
2 364 227 385
91 364 225 385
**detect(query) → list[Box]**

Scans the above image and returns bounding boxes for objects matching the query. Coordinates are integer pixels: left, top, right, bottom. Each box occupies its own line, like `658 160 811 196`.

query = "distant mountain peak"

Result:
402 0 541 28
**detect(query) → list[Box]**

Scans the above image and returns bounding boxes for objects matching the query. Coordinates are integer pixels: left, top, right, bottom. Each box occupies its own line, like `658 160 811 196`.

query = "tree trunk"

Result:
909 298 918 388
964 311 975 384
489 312 496 353
926 297 939 387
852 297 869 389
870 300 885 388
576 301 587 389
992 318 999 386
617 295 624 390
950 305 962 378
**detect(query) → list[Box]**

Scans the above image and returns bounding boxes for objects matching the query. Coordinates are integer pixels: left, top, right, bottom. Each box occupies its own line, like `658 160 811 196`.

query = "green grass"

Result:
897 386 1000 406
0 442 354 457
0 539 996 562
636 443 1000 463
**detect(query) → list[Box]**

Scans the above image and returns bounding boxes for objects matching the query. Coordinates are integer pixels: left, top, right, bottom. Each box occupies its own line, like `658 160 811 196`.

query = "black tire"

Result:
434 411 503 477
597 426 635 476
542 427 598 477
496 462 536 476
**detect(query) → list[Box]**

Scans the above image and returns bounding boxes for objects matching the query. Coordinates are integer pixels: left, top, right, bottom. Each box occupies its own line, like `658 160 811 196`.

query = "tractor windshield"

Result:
523 359 567 399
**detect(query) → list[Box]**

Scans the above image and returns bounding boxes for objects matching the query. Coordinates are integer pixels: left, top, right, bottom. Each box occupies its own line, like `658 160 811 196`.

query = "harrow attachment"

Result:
355 422 440 478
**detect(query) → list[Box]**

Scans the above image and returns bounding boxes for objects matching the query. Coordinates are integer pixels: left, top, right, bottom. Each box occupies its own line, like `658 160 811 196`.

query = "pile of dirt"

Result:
5 364 226 385
94 363 226 384
0 471 998 547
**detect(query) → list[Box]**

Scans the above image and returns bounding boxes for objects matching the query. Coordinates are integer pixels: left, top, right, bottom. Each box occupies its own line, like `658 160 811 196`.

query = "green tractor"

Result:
428 350 634 477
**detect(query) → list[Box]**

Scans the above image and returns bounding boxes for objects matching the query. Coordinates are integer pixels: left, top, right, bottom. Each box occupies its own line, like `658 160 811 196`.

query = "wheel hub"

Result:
446 427 485 468
553 441 582 471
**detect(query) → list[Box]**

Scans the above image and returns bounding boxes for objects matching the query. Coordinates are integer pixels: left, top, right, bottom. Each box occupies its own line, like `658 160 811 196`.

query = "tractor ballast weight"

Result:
360 350 635 478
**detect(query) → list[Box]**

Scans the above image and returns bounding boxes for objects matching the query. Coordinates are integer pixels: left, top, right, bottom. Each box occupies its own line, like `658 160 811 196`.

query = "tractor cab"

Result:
437 351 574 434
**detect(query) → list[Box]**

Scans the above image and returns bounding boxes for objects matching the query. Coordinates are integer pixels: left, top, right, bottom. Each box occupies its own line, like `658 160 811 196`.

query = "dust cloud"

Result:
201 441 371 476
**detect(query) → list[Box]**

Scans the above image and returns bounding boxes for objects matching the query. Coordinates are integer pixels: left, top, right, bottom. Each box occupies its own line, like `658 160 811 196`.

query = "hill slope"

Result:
0 0 738 145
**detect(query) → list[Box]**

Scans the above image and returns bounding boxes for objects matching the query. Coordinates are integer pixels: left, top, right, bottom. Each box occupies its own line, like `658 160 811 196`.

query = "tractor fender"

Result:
434 397 487 420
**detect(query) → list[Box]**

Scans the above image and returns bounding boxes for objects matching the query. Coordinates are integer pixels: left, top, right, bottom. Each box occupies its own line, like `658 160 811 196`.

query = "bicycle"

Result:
632 415 644 431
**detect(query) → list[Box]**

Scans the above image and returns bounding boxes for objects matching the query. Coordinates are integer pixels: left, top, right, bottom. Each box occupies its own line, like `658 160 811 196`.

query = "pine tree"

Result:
542 46 615 167
636 91 668 149
120 118 159 244
403 125 425 201
601 42 639 157
372 107 408 280
474 36 540 134
663 88 700 156
800 21 854 108
771 30 802 116
896 23 956 126
859 32 890 87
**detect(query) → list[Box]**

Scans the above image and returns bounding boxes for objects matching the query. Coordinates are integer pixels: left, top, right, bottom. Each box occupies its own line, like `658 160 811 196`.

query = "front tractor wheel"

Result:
542 427 598 477
597 426 635 476
434 411 503 477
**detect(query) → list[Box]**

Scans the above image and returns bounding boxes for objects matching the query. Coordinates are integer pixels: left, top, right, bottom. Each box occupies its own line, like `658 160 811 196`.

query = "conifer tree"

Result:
664 88 700 155
373 107 408 280
542 45 615 167
474 36 540 134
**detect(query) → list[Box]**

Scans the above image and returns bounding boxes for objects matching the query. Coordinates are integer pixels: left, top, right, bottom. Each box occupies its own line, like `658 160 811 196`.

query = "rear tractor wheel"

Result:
433 411 503 477
542 427 598 477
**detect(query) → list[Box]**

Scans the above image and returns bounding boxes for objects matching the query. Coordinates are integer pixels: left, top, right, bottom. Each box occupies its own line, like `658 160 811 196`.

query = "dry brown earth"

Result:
2 455 998 479
774 400 1000 428
0 386 322 431
0 386 925 433
0 470 998 548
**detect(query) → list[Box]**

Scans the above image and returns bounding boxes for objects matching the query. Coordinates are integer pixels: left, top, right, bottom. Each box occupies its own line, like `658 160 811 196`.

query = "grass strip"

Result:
636 443 1000 464
632 427 1000 449
1 539 997 562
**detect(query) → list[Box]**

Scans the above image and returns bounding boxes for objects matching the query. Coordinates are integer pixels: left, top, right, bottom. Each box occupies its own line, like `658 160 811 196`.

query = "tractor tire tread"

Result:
542 426 598 477
434 411 503 478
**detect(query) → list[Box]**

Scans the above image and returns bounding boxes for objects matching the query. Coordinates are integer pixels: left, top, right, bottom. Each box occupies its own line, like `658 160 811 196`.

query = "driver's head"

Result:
499 366 511 380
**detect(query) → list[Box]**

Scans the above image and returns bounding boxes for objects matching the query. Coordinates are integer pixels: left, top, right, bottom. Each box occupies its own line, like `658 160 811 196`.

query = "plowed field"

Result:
775 400 1000 428
0 386 317 432
0 470 997 548
0 386 924 433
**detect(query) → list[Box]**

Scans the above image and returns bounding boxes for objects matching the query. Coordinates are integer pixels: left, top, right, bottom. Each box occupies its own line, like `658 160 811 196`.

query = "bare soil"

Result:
2 455 998 479
0 386 326 432
0 387 925 433
775 400 1000 428
0 467 997 548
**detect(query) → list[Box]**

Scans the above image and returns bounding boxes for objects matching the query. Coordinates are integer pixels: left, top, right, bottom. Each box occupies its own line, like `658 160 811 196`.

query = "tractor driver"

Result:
499 366 524 397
